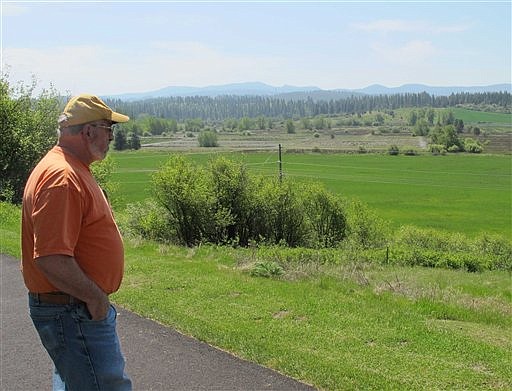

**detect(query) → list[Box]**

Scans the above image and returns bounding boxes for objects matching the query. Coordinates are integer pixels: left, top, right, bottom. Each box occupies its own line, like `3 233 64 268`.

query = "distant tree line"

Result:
106 91 511 122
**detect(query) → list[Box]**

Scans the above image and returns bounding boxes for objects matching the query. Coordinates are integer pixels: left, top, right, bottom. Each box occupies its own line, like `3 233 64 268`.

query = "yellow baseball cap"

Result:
58 94 129 127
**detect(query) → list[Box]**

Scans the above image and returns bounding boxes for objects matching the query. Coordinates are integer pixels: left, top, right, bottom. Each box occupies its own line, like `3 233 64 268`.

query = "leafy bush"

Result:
205 157 251 245
128 155 375 249
90 156 121 208
125 199 175 243
1 78 60 203
463 138 483 153
250 261 284 278
152 155 212 246
302 183 347 248
252 178 308 247
198 130 218 147
388 226 511 272
345 199 390 249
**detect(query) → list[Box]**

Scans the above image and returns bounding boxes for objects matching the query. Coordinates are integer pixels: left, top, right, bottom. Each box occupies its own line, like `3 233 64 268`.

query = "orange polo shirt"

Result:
21 146 124 294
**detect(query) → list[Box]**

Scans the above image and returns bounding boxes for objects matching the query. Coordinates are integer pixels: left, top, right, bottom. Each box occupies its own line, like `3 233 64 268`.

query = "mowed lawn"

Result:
109 151 511 237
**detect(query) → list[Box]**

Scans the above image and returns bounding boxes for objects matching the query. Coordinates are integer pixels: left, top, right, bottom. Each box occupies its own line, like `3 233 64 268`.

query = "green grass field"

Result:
450 108 512 125
109 151 511 237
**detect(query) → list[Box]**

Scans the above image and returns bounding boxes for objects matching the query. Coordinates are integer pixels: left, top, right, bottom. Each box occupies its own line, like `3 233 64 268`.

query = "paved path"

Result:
0 254 316 391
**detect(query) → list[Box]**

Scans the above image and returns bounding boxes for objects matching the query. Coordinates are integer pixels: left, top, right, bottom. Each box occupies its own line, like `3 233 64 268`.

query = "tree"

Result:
454 118 464 133
408 110 418 126
128 132 141 150
114 128 127 150
285 119 296 134
256 116 266 130
313 116 325 130
238 117 252 131
198 130 218 147
184 118 203 132
413 119 430 136
430 125 462 151
301 117 312 130
0 77 60 203
426 108 435 125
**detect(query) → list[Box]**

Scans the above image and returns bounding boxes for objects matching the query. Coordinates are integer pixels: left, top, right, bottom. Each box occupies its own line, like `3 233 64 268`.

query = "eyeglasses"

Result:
90 123 117 132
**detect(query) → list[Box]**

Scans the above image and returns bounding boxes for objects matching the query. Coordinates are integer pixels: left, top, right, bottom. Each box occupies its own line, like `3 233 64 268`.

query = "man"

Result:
21 94 132 391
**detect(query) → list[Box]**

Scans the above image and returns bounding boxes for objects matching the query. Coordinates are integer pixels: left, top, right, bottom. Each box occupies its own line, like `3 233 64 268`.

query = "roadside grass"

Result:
111 152 511 236
112 240 512 390
0 202 21 258
2 205 511 389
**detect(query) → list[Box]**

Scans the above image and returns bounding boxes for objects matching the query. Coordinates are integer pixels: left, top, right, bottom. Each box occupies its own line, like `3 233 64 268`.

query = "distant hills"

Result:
105 82 511 101
355 83 511 96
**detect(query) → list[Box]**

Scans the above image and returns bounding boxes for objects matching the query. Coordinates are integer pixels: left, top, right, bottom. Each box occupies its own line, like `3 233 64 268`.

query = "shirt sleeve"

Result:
32 184 83 259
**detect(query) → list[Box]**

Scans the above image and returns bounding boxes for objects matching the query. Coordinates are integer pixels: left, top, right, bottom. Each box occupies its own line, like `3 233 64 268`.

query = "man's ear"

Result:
82 124 91 138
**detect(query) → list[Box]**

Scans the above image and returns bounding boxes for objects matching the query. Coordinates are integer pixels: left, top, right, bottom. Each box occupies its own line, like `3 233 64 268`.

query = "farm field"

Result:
109 150 511 237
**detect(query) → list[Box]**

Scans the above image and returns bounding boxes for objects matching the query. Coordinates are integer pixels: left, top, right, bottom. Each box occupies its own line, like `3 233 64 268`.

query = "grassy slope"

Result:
113 241 512 390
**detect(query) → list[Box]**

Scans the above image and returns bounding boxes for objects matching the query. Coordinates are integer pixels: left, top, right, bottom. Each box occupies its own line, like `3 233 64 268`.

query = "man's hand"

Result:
36 254 110 320
86 291 110 320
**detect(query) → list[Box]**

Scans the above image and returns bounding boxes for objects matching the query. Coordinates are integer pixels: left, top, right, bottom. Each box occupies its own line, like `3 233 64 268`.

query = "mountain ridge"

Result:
104 82 511 101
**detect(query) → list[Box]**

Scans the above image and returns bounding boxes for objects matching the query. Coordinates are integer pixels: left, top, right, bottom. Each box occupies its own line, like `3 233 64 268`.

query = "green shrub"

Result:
198 130 218 147
464 138 483 153
302 183 347 248
205 157 251 245
152 155 212 246
125 199 175 243
1 79 60 203
90 156 121 208
390 226 511 272
473 233 512 270
345 199 390 249
130 155 391 250
254 178 308 247
250 261 284 278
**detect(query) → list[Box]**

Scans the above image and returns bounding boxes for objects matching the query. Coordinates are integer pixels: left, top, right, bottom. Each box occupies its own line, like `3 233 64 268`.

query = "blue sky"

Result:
1 1 511 96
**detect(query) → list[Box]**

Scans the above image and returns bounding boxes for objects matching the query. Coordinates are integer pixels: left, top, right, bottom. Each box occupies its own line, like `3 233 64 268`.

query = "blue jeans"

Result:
29 294 132 391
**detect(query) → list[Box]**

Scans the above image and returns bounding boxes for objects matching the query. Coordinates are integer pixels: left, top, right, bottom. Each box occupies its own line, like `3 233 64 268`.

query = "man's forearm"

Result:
35 254 109 320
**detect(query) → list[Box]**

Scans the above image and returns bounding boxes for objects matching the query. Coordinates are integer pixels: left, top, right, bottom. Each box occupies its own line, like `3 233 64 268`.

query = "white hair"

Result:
58 123 86 137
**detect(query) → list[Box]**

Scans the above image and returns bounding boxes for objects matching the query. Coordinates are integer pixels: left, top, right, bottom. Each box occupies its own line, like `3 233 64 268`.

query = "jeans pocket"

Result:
73 303 116 324
30 313 66 359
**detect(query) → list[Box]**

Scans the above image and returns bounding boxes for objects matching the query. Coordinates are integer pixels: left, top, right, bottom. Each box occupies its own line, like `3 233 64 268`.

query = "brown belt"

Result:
29 292 84 305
